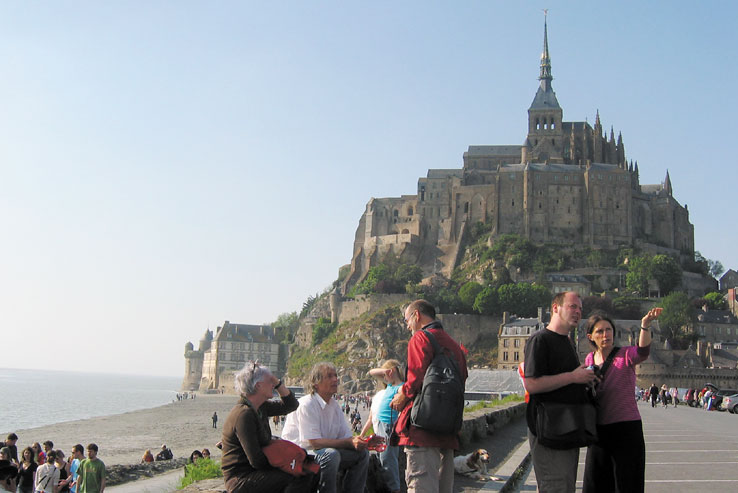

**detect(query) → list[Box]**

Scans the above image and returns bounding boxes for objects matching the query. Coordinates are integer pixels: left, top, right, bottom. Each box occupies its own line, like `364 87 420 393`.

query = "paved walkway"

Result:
497 400 738 492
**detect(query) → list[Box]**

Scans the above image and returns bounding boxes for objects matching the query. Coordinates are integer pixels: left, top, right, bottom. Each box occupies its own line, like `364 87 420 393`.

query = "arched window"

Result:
408 207 413 216
393 210 399 217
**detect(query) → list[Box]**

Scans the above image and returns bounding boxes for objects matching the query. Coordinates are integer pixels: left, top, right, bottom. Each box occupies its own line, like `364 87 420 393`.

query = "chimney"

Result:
537 307 543 322
503 312 509 325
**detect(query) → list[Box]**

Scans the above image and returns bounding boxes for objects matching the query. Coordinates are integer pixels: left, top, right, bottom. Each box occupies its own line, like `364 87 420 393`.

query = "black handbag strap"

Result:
598 346 620 381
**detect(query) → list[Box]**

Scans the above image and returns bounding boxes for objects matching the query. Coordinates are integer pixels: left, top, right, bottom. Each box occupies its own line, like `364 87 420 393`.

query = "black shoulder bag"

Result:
534 344 619 450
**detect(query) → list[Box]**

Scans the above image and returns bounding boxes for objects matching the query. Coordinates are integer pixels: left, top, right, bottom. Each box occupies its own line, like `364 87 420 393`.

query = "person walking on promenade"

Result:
522 291 597 493
390 299 468 493
649 383 659 408
76 444 106 493
582 308 662 493
212 412 218 429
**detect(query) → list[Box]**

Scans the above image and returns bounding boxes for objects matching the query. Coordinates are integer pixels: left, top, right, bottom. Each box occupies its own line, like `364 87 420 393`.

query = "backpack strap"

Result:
422 329 442 356
421 329 462 376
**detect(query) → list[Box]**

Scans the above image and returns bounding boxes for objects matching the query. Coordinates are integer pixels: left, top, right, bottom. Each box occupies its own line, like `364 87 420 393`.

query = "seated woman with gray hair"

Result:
220 361 317 493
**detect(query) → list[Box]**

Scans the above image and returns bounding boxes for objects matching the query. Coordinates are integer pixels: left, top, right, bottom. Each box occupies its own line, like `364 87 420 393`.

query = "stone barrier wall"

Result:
177 401 528 493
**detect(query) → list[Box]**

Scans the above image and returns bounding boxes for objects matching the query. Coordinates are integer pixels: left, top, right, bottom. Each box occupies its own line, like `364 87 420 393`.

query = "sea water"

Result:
0 368 180 433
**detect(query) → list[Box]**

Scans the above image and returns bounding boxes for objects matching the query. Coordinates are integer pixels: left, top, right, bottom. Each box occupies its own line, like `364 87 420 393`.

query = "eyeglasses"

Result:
404 311 416 324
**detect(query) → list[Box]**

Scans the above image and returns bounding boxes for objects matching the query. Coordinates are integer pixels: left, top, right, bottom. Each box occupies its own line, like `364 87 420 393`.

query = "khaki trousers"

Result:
404 446 454 493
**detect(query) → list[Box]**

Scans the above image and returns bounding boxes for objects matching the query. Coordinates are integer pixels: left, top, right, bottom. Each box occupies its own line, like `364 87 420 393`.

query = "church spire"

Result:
539 10 553 91
664 170 673 196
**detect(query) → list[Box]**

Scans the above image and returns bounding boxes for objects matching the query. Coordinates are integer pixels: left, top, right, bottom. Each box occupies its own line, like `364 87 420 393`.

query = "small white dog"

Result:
453 448 501 481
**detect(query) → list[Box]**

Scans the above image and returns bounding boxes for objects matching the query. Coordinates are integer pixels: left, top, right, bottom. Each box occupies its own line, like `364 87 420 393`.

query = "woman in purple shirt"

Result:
582 307 662 493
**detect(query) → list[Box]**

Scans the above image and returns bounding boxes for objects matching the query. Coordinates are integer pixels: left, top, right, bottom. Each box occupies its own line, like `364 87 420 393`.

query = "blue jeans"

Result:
379 422 401 491
314 447 369 493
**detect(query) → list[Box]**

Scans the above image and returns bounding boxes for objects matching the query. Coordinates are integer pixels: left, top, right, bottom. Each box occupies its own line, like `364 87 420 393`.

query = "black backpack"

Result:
410 329 465 435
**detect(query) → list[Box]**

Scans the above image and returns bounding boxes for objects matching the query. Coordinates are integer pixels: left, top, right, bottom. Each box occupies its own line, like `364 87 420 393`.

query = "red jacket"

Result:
395 321 468 449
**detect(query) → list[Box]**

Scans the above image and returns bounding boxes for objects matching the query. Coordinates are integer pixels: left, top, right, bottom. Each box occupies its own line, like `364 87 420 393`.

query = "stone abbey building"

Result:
342 20 694 294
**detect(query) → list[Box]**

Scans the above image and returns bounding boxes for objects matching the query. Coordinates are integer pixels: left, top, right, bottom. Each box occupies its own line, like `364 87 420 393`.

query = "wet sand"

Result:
13 394 238 465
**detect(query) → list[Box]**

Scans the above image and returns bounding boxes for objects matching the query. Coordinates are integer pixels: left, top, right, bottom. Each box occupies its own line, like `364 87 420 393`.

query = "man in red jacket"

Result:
390 299 468 493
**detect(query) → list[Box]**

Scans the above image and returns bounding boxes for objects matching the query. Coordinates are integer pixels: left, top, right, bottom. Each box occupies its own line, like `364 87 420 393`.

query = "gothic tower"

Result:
525 14 564 163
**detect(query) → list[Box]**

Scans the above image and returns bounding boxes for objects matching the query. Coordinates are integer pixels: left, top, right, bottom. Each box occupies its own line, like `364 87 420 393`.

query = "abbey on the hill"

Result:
342 19 694 294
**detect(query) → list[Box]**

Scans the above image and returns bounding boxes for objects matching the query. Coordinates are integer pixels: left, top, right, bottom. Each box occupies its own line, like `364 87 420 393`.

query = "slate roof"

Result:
465 145 523 156
529 86 561 110
696 310 738 324
213 322 275 343
426 169 463 179
712 348 738 369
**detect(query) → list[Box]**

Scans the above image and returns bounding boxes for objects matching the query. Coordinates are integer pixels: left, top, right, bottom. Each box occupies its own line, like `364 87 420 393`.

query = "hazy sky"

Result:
2 2 735 377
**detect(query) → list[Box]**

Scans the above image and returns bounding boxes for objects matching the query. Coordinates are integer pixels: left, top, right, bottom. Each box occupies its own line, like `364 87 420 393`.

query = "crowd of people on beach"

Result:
175 392 196 401
0 434 106 493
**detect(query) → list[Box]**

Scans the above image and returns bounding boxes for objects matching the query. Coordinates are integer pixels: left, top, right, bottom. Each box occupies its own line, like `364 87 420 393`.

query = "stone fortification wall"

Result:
438 313 501 348
334 293 411 325
636 368 738 390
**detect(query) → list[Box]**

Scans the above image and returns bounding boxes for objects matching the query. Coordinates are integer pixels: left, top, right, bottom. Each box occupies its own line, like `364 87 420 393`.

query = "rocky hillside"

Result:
286 303 410 394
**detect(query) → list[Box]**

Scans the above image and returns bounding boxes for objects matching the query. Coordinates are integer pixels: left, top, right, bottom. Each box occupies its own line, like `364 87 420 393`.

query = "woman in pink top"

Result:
582 307 662 493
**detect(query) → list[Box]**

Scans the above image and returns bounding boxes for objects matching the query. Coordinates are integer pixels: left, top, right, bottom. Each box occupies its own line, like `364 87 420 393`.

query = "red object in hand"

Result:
367 434 386 452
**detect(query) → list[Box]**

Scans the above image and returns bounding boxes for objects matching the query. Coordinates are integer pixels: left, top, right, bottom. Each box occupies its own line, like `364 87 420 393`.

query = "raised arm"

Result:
639 307 662 347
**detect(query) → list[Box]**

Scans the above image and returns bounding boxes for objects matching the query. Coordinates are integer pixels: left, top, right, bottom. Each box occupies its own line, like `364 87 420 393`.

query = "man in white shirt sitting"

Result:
282 362 372 493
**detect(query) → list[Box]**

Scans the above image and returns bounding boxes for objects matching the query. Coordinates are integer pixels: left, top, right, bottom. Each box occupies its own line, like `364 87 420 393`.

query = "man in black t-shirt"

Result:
523 291 596 493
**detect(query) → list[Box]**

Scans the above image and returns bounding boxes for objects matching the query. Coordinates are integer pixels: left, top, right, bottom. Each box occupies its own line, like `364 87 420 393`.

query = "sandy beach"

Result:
13 394 239 466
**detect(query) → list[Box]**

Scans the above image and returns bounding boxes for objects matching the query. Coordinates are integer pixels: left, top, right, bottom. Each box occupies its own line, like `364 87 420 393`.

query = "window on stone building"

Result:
503 352 509 362
408 207 413 216
514 339 520 348
552 139 555 146
464 202 469 213
511 200 515 206
503 339 509 348
514 351 520 361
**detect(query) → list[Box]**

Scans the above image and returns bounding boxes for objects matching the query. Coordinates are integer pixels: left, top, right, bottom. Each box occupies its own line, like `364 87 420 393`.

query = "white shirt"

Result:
370 389 386 437
282 393 352 450
35 462 60 493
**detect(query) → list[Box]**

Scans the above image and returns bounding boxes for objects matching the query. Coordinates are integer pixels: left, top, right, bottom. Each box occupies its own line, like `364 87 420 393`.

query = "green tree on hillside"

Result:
703 292 726 310
459 282 484 312
473 286 499 315
658 292 696 348
708 259 725 279
312 317 336 346
272 311 300 344
651 254 682 296
497 283 550 317
625 255 652 296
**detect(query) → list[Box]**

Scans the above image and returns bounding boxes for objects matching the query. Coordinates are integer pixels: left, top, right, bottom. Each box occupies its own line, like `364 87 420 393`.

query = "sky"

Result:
1 2 736 378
